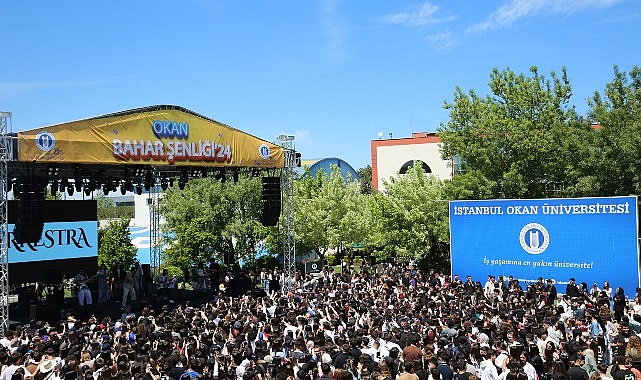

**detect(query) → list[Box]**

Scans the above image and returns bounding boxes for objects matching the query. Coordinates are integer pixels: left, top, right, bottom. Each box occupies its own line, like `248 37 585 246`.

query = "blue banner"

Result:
8 221 98 263
449 196 639 296
129 225 151 265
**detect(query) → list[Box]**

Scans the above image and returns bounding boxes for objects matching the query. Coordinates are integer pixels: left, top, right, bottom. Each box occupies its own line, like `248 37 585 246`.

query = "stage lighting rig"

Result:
47 165 60 177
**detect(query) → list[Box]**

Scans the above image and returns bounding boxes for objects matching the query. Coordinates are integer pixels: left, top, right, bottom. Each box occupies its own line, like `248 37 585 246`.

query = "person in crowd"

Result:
566 278 581 299
613 288 627 322
73 269 94 310
121 266 137 307
96 264 109 304
567 353 589 380
156 268 170 299
612 355 634 380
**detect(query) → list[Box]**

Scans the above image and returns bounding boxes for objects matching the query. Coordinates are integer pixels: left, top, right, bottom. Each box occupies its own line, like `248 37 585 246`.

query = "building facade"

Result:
371 132 452 191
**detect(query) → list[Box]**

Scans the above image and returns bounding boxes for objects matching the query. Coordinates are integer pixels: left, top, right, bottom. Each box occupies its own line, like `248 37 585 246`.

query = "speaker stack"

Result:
259 177 281 227
13 177 45 244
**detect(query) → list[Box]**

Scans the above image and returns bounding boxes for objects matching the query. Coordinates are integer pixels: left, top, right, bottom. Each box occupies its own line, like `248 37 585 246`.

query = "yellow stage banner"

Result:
17 107 284 168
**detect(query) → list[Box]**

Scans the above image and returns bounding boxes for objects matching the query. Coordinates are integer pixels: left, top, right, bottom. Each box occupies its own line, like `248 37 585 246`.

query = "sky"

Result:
1 0 640 170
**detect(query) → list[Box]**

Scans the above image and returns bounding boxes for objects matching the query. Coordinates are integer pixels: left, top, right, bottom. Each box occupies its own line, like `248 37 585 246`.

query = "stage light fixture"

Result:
103 185 109 196
136 185 143 195
161 179 168 191
84 186 91 196
67 183 74 197
144 182 151 191
178 179 186 190
59 179 67 193
47 165 60 177
120 183 127 195
169 178 175 188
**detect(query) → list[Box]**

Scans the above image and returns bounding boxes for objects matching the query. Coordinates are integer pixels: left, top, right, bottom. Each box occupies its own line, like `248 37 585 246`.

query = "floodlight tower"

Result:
277 135 296 291
0 112 12 333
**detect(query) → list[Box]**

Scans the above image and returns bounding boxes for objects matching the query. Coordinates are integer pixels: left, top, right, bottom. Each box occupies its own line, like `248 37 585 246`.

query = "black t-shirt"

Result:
566 365 588 380
613 368 635 380
455 372 472 380
168 366 186 380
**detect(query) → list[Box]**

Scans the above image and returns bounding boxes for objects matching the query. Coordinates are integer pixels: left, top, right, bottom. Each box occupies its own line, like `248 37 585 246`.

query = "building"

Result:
299 157 360 182
371 132 452 191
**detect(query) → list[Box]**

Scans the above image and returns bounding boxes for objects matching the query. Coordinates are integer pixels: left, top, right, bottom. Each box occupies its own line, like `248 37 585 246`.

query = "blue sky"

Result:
1 1 639 170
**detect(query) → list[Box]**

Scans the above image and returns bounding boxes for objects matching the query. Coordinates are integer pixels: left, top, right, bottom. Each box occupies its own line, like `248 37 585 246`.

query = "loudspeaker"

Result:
13 178 45 244
227 277 252 297
260 177 281 227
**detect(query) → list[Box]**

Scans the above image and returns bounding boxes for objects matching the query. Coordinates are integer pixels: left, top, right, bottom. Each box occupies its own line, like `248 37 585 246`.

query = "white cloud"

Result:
467 0 622 33
427 32 459 51
383 2 445 26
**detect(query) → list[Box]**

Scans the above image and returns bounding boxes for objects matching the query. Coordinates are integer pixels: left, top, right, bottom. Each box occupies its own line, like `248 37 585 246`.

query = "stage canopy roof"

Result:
9 105 284 184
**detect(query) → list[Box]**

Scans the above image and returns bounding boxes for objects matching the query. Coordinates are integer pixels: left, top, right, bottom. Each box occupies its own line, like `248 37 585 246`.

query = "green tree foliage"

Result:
438 66 592 199
357 165 374 195
441 170 496 200
588 65 641 195
98 218 137 270
95 194 134 220
161 174 267 273
293 166 373 260
370 164 449 270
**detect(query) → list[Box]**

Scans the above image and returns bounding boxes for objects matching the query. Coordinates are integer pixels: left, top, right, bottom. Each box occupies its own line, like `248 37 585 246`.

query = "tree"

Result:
357 165 374 195
293 166 373 261
438 66 592 199
441 170 496 200
369 163 449 270
588 65 641 196
98 218 137 270
161 174 268 275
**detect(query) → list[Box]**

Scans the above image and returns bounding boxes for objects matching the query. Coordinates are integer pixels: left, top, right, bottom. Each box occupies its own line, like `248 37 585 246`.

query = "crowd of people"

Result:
4 262 641 380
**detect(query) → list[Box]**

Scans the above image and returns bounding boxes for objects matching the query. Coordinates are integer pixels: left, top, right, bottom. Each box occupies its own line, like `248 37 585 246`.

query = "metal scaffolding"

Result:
278 135 296 291
0 112 12 333
148 186 161 276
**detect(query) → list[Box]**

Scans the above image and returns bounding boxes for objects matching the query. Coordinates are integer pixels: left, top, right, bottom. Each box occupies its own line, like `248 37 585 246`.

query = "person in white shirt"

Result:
0 330 16 351
494 343 509 370
479 347 499 380
519 351 538 380
484 276 496 300
0 352 33 380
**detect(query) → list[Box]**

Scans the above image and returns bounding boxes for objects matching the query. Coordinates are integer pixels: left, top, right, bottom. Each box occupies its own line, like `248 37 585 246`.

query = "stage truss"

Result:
148 186 161 278
278 135 297 291
0 113 12 333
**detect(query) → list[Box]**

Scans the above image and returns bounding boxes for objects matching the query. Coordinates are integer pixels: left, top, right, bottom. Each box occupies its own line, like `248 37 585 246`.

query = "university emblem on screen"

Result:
519 222 549 254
